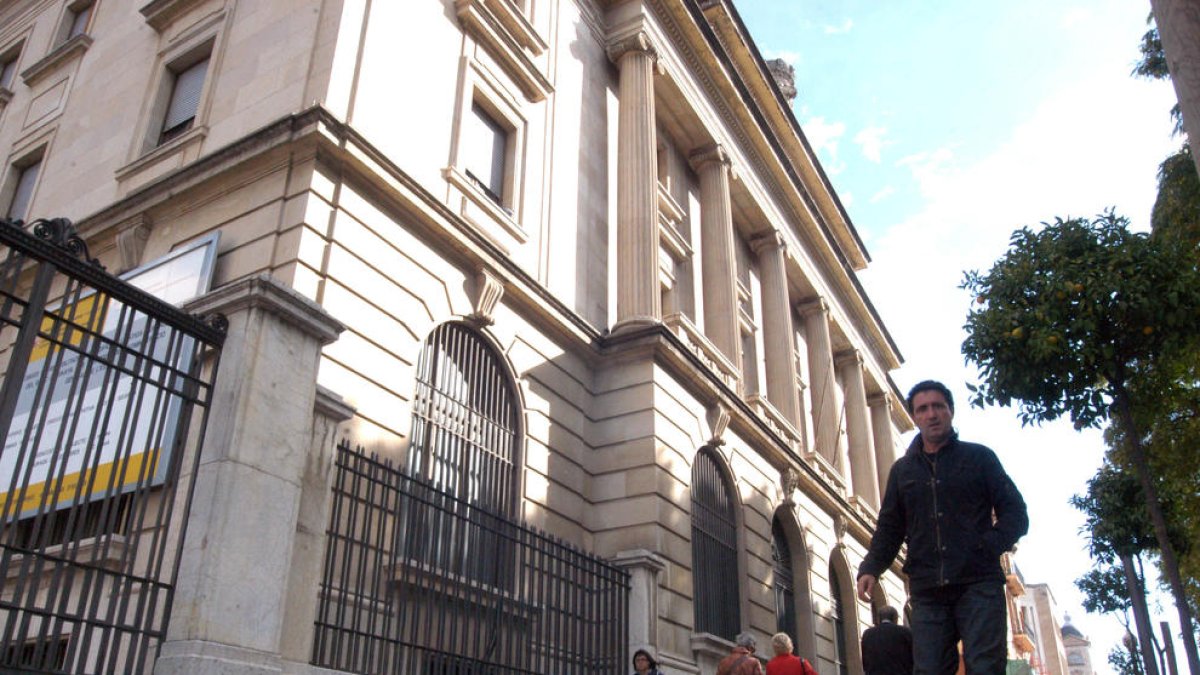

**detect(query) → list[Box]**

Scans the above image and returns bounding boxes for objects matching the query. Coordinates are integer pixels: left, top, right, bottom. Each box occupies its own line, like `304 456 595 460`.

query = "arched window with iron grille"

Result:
404 321 521 585
830 562 850 675
772 516 797 647
691 447 740 641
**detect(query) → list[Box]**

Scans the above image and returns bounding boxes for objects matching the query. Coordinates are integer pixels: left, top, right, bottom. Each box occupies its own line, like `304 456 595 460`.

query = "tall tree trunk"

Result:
1124 551 1162 675
1113 387 1200 675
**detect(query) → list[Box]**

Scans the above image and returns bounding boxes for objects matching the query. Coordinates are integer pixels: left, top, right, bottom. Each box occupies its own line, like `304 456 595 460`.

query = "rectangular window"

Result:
159 56 208 145
7 158 42 221
463 101 508 205
64 1 94 41
0 49 19 90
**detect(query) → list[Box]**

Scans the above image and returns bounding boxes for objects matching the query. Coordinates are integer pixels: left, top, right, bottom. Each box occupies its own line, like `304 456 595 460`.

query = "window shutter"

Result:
162 58 209 135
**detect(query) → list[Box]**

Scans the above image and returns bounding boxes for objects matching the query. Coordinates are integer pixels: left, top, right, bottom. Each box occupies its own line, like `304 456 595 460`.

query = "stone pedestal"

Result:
612 548 667 658
155 274 344 675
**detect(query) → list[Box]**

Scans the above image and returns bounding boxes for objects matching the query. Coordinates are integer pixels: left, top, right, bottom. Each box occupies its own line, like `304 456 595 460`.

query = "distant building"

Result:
1062 616 1095 675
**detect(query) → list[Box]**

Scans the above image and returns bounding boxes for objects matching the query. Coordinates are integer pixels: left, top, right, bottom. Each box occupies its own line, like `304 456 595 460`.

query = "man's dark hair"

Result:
877 605 899 624
906 380 954 414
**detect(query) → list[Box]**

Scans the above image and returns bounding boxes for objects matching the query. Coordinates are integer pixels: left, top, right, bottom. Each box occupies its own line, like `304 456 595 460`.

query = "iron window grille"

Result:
771 517 797 647
690 448 739 641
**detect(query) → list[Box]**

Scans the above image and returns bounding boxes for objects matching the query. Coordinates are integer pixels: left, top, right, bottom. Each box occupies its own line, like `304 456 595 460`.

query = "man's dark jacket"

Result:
861 620 913 675
858 432 1028 594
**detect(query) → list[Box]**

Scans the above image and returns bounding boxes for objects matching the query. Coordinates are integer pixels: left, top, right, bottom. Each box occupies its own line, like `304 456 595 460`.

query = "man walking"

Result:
857 380 1028 675
861 606 913 675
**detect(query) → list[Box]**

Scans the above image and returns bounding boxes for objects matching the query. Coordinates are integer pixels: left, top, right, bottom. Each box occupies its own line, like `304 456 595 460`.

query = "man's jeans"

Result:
911 580 1007 675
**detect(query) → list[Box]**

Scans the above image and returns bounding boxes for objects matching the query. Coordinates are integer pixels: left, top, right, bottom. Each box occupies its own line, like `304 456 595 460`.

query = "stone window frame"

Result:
444 58 528 243
2 144 47 222
121 13 223 172
55 0 97 47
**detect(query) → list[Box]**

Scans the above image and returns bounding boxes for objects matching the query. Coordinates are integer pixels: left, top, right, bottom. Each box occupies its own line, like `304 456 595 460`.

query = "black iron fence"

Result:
0 218 224 673
314 440 629 674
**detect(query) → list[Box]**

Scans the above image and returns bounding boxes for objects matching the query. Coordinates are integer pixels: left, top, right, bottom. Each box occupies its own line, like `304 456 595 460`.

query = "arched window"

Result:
830 563 850 675
772 516 796 647
405 322 520 584
691 447 739 641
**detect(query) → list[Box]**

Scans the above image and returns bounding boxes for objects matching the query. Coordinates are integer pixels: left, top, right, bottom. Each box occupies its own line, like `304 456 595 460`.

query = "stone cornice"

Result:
183 273 345 346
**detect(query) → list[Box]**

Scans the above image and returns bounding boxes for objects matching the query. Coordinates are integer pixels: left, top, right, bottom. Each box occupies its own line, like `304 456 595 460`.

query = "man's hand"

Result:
856 574 876 602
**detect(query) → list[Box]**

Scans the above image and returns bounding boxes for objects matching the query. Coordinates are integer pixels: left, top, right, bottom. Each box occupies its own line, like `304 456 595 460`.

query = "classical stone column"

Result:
868 393 898 502
612 549 667 658
157 274 344 675
797 299 839 467
690 143 740 365
837 351 878 510
751 231 800 425
608 32 660 332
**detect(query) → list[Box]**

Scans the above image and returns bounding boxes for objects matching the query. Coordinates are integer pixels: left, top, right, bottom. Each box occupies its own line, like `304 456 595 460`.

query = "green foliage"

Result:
1133 20 1168 80
1110 642 1144 675
1076 564 1132 616
1071 465 1159 561
961 211 1200 429
1151 145 1200 248
1133 19 1184 135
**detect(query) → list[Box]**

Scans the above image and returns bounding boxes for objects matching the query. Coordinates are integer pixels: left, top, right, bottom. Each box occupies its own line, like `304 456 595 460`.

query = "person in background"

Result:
856 380 1028 675
861 606 913 675
631 647 664 675
765 633 817 675
716 632 765 675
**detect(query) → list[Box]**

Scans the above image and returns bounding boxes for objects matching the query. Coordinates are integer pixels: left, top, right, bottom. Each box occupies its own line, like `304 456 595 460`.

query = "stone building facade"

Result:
0 0 912 673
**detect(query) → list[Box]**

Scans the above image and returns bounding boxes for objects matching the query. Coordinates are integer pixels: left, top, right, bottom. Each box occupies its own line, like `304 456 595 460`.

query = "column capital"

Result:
184 273 345 346
834 349 863 368
750 229 786 256
688 142 731 171
607 30 658 64
867 392 893 410
796 297 829 318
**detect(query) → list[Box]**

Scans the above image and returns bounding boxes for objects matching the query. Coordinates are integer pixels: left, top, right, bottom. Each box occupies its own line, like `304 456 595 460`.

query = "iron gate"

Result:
0 218 224 673
314 440 629 674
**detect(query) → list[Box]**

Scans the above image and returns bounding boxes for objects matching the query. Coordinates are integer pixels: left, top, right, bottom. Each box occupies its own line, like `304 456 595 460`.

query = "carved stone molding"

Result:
780 467 799 505
115 214 152 272
467 268 504 326
706 403 731 446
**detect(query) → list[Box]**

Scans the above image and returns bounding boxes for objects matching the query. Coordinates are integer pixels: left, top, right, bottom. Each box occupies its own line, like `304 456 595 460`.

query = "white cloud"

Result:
823 19 853 35
1061 7 1093 29
853 126 890 163
802 116 846 162
840 191 854 208
868 186 894 204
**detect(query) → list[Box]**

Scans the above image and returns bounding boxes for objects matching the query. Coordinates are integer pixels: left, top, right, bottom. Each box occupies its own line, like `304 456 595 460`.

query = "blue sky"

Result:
737 1 1181 669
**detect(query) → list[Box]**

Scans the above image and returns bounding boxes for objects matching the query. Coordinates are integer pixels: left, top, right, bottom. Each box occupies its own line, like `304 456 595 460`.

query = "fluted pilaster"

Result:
608 32 660 331
837 350 878 509
690 143 740 364
798 299 839 467
868 393 898 502
751 231 800 425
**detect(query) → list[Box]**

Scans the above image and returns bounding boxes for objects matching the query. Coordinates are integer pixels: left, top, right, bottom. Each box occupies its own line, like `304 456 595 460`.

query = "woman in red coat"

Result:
766 633 817 675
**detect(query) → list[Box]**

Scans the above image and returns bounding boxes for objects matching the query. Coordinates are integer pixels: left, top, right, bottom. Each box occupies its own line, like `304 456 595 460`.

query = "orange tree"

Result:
961 210 1200 672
